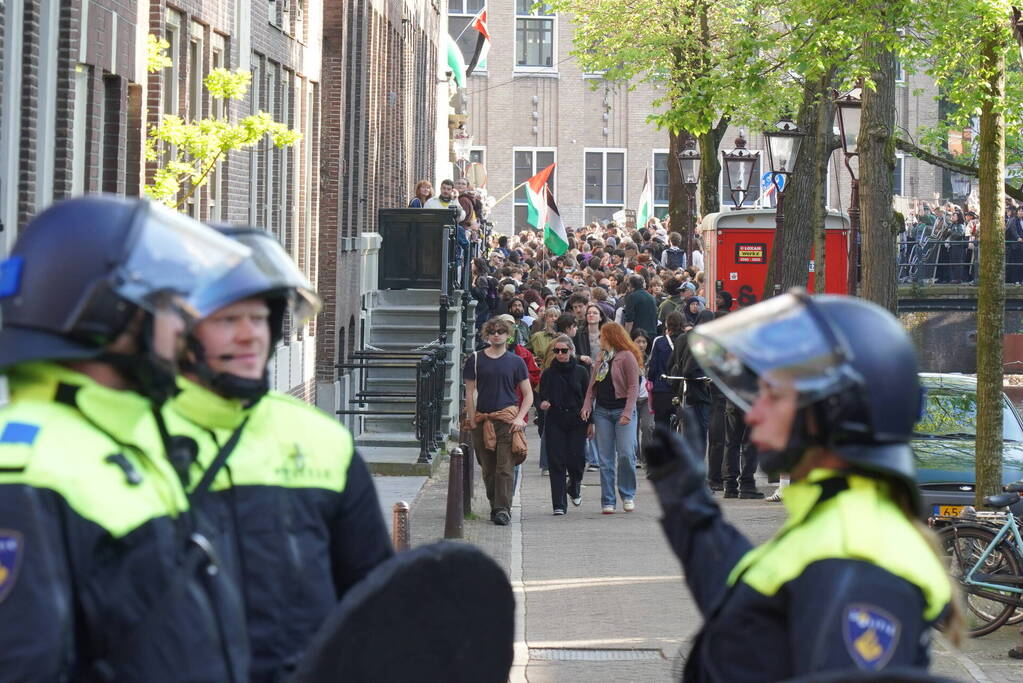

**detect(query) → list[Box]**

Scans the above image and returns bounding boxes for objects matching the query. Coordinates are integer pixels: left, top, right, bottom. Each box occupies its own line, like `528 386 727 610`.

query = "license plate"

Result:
933 504 964 517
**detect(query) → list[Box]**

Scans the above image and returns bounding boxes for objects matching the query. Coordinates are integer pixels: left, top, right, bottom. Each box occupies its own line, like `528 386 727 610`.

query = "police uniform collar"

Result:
7 361 157 447
172 376 252 430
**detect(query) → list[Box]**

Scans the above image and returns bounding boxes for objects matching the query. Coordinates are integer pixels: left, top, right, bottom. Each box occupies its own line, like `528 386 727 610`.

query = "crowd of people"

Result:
458 210 771 523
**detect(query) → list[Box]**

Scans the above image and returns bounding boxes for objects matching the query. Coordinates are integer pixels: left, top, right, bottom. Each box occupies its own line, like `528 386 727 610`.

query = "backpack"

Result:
664 247 685 270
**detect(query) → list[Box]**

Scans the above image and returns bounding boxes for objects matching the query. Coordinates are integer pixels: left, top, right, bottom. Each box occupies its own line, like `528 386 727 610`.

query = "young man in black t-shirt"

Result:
464 318 533 526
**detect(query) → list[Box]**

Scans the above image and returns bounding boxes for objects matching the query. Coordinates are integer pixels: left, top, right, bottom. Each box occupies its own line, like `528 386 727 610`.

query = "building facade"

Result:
451 2 945 234
0 0 443 405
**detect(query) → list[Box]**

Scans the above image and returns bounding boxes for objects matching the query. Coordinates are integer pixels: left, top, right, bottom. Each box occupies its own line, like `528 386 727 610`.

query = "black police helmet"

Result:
0 196 143 367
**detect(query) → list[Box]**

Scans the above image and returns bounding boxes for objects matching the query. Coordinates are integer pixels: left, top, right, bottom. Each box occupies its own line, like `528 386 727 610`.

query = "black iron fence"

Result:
335 342 447 464
896 238 1023 285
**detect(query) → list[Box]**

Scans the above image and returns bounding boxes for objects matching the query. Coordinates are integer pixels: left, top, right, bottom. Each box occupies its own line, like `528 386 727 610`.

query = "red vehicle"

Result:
699 209 851 310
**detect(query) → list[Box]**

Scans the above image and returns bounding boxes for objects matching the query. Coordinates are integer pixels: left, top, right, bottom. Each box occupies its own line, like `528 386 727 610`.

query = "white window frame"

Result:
583 147 626 208
450 0 487 75
719 154 764 208
514 2 557 74
209 35 226 220
71 64 89 196
652 148 670 216
163 10 182 118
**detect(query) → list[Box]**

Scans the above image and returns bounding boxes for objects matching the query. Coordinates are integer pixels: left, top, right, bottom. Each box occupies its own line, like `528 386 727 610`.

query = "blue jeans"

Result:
592 404 638 508
585 438 598 465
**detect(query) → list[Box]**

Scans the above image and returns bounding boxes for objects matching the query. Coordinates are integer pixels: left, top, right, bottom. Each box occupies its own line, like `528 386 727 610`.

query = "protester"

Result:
537 335 591 514
408 179 433 207
464 318 533 526
581 322 643 514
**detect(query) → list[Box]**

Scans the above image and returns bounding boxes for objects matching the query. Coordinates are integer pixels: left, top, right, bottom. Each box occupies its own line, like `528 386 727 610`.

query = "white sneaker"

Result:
602 505 615 514
766 491 782 502
623 499 635 512
553 509 566 516
571 495 582 507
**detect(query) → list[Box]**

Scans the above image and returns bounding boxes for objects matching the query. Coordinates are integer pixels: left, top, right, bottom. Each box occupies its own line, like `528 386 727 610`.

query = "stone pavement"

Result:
404 428 1023 682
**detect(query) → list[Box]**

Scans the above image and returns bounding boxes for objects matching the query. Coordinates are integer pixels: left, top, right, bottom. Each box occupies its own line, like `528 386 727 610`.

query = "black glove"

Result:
645 426 717 519
645 426 704 487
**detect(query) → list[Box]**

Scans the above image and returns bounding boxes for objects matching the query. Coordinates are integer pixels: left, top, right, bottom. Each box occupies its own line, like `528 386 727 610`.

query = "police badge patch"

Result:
843 604 901 670
0 530 23 604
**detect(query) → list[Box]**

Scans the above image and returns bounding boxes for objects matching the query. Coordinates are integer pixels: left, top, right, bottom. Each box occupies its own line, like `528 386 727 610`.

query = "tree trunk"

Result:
859 45 898 313
763 70 836 301
699 122 726 218
975 38 1007 505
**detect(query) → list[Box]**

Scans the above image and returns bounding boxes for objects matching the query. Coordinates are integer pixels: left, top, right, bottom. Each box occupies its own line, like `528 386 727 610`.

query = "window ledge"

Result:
513 70 559 79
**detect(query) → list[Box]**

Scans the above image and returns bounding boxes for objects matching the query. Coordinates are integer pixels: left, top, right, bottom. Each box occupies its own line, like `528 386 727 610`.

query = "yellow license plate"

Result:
933 505 964 517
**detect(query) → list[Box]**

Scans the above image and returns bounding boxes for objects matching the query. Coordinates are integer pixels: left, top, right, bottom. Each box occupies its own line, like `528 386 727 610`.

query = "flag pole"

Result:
492 180 529 207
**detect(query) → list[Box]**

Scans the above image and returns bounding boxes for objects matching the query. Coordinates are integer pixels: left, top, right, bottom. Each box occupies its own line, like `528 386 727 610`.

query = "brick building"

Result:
451 2 944 233
0 0 443 405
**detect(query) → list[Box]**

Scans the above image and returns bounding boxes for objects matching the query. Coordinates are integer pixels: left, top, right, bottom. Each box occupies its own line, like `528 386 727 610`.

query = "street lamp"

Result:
951 172 973 202
452 126 473 176
721 131 759 209
834 86 862 295
676 137 702 261
763 117 805 294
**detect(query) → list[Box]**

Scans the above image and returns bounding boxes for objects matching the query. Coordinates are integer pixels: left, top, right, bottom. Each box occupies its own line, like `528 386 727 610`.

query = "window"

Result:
71 64 89 195
248 57 262 225
653 151 670 217
187 22 205 218
719 155 763 208
163 10 182 119
893 151 905 197
209 37 226 221
584 149 625 224
515 1 554 71
513 148 555 232
450 1 486 73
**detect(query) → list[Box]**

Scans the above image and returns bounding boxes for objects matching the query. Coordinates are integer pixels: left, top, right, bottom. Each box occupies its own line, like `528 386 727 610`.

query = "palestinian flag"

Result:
525 163 556 228
636 168 653 230
465 9 490 77
542 187 568 255
446 35 467 88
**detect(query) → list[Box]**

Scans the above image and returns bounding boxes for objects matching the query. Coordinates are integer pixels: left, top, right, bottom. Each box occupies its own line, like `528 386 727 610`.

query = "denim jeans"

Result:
592 403 638 508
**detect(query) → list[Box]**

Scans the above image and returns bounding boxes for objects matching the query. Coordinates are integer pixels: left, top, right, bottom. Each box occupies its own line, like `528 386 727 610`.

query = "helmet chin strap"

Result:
97 312 180 407
184 336 269 405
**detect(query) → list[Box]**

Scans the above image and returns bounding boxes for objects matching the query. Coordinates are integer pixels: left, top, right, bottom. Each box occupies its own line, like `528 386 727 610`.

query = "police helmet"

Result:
0 195 249 369
184 226 321 401
688 290 922 502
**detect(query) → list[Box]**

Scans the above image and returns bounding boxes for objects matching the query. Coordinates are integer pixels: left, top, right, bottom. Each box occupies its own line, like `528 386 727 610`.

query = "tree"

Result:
143 34 301 208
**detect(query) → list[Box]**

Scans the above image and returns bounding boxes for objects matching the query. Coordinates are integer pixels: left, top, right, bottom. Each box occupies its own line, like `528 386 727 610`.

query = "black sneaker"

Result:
723 490 739 499
709 483 724 491
739 490 766 500
494 511 511 526
490 510 498 522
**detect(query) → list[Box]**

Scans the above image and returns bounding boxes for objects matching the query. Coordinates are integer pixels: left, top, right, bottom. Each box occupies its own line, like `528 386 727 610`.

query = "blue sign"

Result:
761 171 784 192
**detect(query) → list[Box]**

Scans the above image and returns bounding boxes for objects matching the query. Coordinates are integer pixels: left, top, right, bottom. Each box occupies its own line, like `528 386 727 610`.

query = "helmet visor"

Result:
115 202 250 318
191 229 322 324
687 292 860 411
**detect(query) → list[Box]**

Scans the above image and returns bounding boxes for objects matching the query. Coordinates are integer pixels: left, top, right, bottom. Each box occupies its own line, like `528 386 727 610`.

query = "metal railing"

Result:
335 344 447 464
896 238 1023 285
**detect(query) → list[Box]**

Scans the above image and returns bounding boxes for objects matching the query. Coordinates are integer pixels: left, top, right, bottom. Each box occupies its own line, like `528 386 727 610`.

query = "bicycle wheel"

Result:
938 525 1021 637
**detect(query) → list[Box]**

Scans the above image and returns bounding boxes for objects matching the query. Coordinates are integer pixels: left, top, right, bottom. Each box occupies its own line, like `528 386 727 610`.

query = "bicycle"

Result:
935 482 1023 637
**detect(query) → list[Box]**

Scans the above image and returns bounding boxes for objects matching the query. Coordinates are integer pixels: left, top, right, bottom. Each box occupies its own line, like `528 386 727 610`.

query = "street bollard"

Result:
461 441 474 518
391 501 411 551
444 447 464 539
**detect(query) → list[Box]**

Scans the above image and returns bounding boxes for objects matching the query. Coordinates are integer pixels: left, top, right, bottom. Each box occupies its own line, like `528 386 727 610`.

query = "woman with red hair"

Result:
408 180 433 207
581 322 643 514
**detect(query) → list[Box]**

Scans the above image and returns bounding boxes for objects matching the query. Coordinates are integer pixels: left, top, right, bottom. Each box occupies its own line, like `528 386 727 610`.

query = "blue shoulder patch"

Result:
0 257 23 299
843 604 901 670
0 530 23 604
0 422 40 446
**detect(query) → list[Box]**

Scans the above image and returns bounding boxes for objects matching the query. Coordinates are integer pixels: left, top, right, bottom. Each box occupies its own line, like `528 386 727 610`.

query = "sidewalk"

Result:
406 428 1021 682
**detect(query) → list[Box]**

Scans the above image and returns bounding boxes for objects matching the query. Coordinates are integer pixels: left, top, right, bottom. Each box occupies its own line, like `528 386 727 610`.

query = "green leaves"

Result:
144 61 301 208
146 34 173 74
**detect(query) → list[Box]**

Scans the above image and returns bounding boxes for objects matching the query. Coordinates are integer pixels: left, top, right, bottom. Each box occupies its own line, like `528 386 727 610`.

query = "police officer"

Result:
0 196 252 681
162 226 393 682
644 290 961 681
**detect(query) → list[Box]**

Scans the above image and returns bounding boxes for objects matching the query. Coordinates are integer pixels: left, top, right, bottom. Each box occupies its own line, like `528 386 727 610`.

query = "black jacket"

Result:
537 358 590 428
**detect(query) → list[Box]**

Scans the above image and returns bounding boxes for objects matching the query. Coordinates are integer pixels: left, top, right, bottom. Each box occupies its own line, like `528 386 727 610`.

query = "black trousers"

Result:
726 424 759 492
544 414 587 511
651 391 675 432
706 390 728 487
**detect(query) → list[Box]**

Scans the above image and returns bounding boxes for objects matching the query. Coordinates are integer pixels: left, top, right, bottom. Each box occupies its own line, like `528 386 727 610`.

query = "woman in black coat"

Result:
537 334 592 514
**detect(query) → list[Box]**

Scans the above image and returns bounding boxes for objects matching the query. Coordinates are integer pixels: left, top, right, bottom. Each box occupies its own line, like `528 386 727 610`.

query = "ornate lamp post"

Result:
452 126 473 176
763 117 805 293
951 172 973 204
721 131 759 209
676 137 702 261
834 86 862 295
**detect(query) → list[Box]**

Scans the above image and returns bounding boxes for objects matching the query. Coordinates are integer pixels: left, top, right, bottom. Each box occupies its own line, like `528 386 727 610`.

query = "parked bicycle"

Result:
933 481 1023 637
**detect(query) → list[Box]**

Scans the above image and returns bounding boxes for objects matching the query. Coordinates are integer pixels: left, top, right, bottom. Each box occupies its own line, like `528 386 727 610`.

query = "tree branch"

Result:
895 137 1023 202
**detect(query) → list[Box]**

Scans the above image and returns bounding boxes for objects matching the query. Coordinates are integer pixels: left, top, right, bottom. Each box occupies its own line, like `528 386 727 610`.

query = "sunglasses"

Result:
553 347 571 354
488 329 509 336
